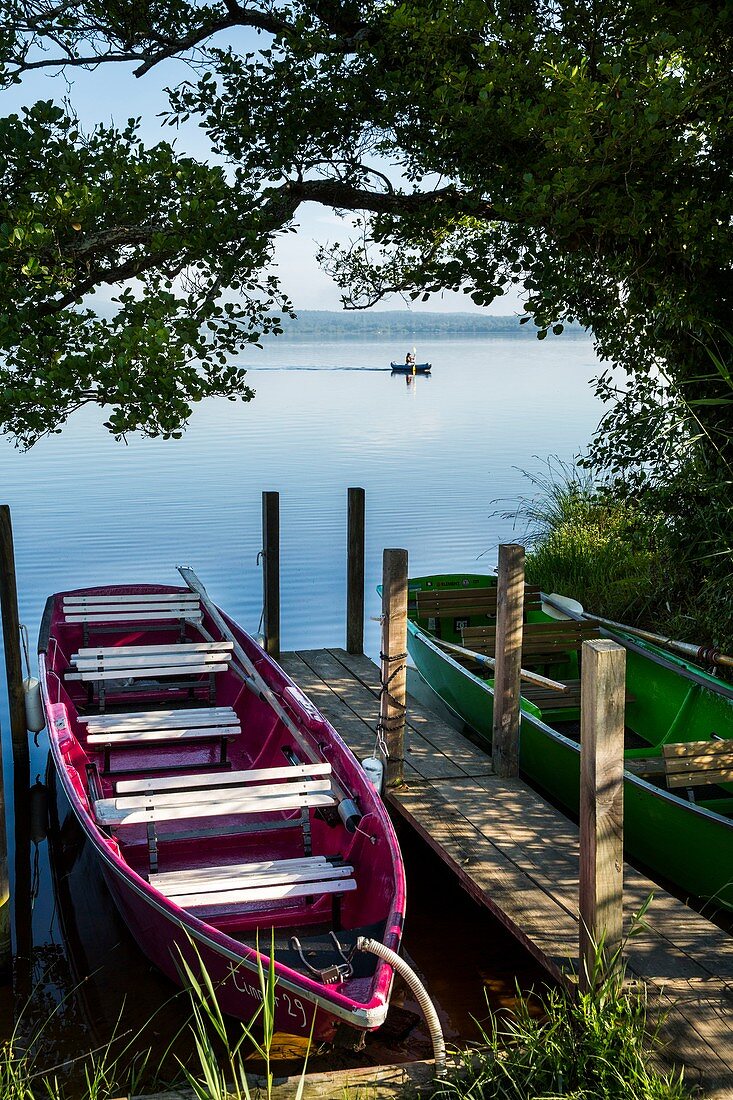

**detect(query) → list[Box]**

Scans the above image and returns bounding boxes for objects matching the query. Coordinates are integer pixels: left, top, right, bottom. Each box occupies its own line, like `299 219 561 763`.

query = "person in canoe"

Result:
405 350 416 366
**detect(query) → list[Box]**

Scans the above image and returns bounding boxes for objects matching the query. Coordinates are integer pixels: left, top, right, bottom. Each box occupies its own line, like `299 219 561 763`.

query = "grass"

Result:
0 935 312 1100
510 459 658 624
512 457 733 654
440 936 692 1100
1 931 695 1100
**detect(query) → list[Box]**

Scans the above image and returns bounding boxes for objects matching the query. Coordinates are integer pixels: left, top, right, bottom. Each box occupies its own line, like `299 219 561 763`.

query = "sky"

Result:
3 31 523 315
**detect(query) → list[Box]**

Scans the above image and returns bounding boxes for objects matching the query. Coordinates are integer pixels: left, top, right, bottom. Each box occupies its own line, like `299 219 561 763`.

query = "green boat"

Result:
406 572 733 912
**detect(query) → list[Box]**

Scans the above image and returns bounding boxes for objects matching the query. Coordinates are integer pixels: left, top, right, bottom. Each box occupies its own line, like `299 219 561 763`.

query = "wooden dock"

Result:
281 648 733 1099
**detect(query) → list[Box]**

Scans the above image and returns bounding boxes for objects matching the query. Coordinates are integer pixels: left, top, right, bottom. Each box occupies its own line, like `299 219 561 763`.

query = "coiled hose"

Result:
356 936 447 1078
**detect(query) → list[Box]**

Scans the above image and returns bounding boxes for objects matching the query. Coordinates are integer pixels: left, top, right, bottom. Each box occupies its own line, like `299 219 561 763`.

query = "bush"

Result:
513 458 733 655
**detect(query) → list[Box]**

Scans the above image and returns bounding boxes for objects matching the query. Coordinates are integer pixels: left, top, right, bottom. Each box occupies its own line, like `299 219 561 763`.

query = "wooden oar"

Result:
542 592 733 670
178 566 356 816
432 636 569 693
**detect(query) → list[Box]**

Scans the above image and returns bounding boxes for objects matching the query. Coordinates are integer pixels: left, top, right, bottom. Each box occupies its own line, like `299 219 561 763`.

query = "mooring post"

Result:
0 506 29 771
261 491 280 658
491 543 525 777
579 638 626 992
346 487 365 655
0 744 9 981
380 548 408 789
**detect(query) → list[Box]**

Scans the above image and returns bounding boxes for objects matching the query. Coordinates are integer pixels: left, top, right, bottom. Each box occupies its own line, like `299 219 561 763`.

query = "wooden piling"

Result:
380 549 408 789
0 759 9 982
346 488 365 655
491 543 525 777
261 491 280 658
579 638 626 991
0 506 29 769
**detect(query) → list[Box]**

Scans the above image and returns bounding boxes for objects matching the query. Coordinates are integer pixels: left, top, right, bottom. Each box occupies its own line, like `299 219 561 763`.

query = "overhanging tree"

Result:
1 0 732 471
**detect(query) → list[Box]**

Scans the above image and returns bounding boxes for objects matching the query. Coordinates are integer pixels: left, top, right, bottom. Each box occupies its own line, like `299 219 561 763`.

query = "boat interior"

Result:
408 578 733 819
43 586 392 977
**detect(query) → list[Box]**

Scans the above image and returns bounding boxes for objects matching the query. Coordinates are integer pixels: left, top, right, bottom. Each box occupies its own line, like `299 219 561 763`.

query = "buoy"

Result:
20 624 45 733
361 755 384 794
23 677 45 733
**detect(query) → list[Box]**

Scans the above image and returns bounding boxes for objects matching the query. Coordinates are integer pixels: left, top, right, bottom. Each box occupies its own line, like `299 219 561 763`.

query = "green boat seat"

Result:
461 620 601 667
663 739 733 789
415 584 542 621
521 679 636 712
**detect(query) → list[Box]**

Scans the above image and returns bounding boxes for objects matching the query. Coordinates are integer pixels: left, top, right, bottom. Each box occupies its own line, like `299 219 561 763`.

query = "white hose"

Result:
356 936 447 1078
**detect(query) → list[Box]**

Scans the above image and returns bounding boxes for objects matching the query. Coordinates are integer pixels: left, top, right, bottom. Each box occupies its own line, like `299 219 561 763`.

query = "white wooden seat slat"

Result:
65 611 203 624
66 662 229 682
174 878 357 911
150 862 353 897
94 789 337 826
79 707 238 732
116 761 331 794
64 594 200 606
73 642 232 660
109 777 333 811
64 607 198 616
87 725 240 746
72 652 230 671
149 855 333 891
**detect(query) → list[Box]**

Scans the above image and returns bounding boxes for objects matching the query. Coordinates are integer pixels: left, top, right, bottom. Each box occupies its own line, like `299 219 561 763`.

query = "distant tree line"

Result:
276 311 588 338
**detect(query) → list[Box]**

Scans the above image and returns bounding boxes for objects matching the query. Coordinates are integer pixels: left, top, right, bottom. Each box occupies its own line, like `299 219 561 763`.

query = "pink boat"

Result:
38 570 405 1043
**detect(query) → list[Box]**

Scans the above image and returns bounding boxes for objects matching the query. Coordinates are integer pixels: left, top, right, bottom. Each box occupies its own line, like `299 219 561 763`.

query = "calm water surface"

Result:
0 333 601 1073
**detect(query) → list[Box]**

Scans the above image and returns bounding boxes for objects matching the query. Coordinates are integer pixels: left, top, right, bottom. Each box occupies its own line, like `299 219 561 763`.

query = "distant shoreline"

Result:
277 310 591 338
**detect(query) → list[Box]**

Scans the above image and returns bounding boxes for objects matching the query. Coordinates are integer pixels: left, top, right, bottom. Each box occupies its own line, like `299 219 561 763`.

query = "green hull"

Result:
407 574 733 911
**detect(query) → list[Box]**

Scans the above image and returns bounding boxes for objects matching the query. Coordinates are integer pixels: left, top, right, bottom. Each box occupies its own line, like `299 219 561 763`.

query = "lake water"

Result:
0 332 603 1074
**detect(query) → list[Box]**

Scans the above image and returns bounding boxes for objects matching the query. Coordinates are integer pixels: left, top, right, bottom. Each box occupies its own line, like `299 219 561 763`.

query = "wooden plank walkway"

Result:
281 648 733 1099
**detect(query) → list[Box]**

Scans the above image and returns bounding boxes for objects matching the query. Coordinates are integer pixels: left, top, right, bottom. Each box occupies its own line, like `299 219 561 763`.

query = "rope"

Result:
375 649 407 758
20 623 32 679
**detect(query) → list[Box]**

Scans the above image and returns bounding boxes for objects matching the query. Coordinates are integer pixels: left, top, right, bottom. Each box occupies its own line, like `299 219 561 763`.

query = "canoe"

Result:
39 576 405 1042
390 362 432 374
406 572 733 911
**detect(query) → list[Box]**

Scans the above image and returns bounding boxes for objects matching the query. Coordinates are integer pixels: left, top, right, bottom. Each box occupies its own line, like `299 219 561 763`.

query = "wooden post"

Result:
261 492 280 658
346 488 365 655
491 544 525 777
0 742 9 982
579 638 626 991
380 549 408 789
0 506 29 770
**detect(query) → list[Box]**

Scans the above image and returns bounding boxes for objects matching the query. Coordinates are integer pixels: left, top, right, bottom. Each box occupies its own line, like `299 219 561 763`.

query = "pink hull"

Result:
100 858 334 1039
40 582 406 1040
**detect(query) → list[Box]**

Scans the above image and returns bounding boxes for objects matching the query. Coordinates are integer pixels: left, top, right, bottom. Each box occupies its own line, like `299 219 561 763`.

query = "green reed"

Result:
0 931 310 1100
439 939 691 1100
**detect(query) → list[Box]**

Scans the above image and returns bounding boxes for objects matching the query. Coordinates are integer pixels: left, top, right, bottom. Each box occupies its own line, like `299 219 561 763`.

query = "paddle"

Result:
542 592 733 670
178 566 359 822
431 636 569 693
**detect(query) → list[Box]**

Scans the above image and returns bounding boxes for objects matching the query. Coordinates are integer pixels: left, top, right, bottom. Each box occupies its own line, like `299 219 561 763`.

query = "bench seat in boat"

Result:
521 680 636 711
663 739 733 788
94 761 336 824
65 641 235 712
66 641 234 680
462 620 600 667
63 592 203 625
78 705 240 773
148 855 356 911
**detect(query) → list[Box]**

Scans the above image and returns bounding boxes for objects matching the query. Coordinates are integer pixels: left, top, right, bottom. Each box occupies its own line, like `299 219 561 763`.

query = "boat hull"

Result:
390 362 432 373
40 583 405 1041
407 576 733 911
